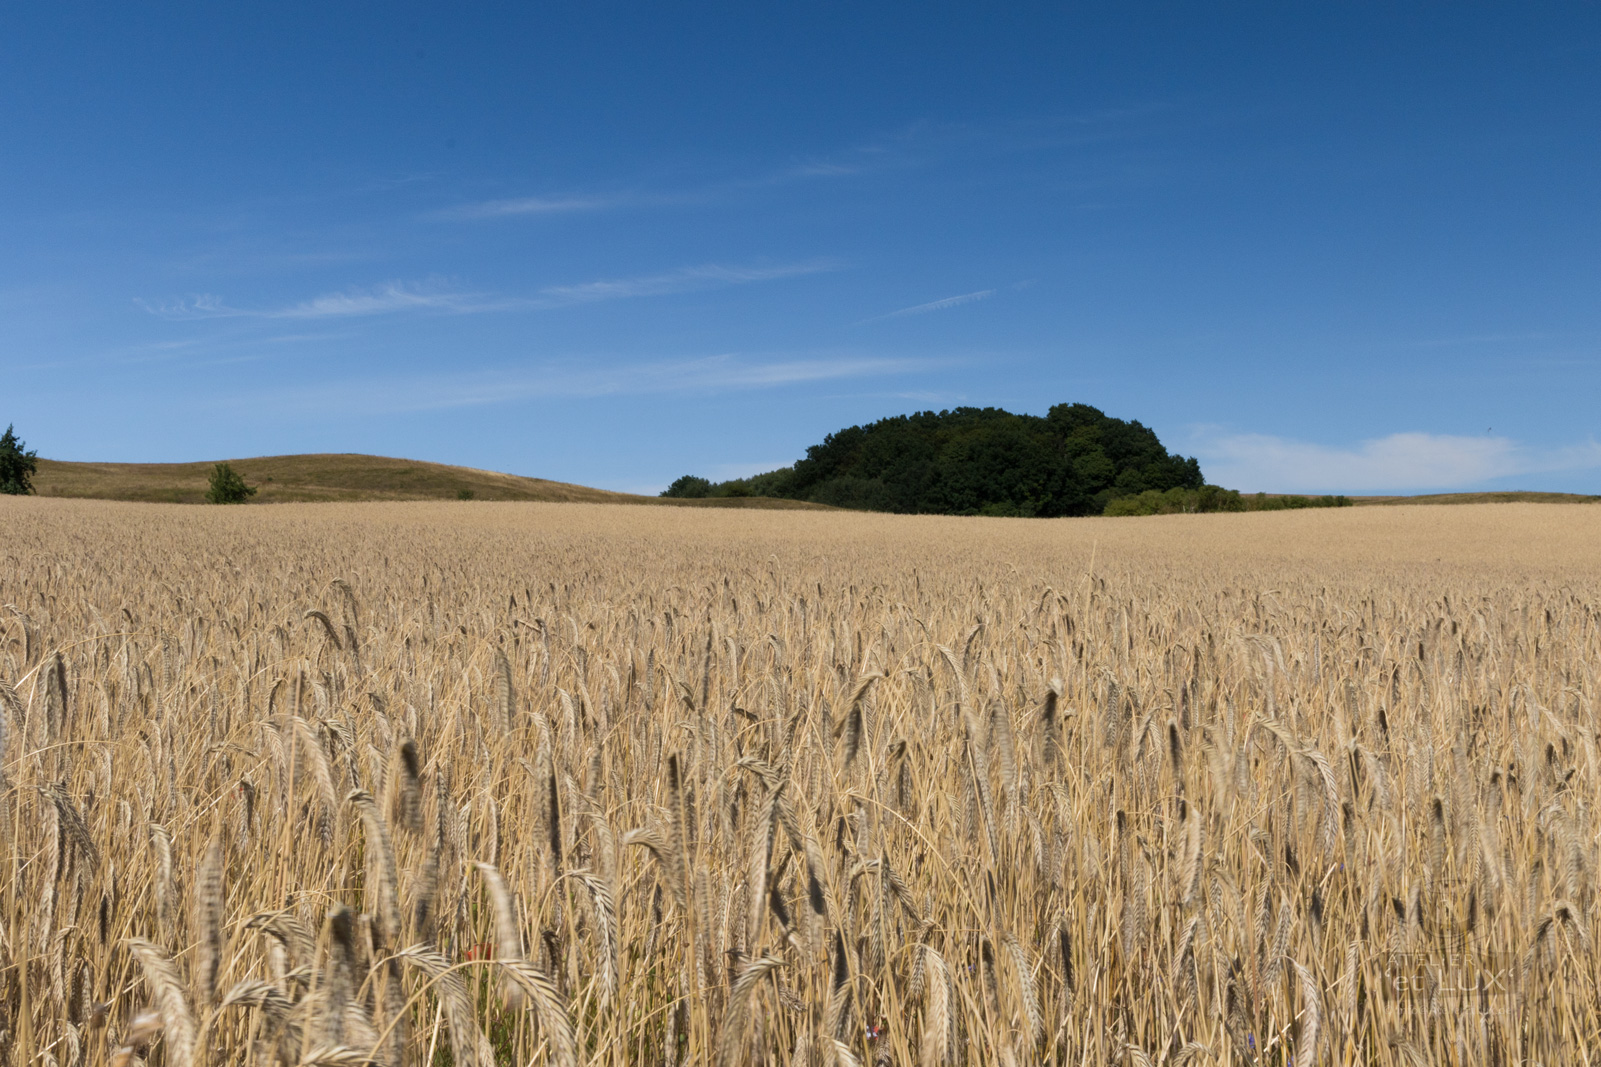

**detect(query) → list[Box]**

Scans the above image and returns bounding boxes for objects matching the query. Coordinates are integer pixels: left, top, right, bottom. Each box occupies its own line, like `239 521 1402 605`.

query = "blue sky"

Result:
2 3 1598 495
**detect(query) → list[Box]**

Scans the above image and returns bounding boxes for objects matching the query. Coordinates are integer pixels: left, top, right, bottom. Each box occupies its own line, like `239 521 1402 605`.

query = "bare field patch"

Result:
2 498 1599 1065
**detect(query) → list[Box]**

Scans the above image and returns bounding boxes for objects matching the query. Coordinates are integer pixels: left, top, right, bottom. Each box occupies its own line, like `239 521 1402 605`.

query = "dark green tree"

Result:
206 462 256 504
661 475 712 498
0 424 39 495
699 403 1207 516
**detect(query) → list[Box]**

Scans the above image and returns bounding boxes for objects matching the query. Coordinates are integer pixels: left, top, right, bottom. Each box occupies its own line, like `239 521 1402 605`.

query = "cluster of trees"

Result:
663 403 1221 516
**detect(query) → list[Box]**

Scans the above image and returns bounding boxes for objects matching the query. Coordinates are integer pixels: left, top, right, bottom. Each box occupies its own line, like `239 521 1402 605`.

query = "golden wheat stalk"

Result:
348 790 401 949
395 946 492 1067
194 834 225 1006
495 957 579 1067
716 952 784 1067
125 937 198 1067
920 944 950 1067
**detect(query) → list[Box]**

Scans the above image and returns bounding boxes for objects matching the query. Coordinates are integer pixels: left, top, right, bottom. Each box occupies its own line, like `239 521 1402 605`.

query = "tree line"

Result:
663 403 1352 516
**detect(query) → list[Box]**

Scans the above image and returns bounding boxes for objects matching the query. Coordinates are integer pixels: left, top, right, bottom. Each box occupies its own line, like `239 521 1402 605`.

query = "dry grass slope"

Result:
32 454 834 510
1353 491 1601 507
1 498 1600 1065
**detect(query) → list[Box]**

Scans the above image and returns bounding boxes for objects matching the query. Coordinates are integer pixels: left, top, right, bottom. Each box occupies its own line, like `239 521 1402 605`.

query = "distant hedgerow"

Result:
1103 488 1353 516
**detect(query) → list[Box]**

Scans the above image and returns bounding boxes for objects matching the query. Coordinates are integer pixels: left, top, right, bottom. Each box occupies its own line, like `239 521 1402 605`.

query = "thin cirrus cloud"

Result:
1193 430 1601 493
140 261 840 321
867 289 995 322
431 154 877 221
431 112 1170 227
431 194 618 220
268 353 935 414
534 262 836 306
138 282 498 320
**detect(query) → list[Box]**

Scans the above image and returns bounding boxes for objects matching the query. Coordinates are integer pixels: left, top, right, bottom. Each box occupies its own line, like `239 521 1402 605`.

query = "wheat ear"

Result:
473 861 525 1007
1041 681 1061 771
348 790 401 949
496 957 578 1067
716 953 784 1067
0 678 19 762
294 716 340 844
574 869 618 1007
493 645 516 732
195 834 225 1006
125 937 198 1067
1178 803 1203 906
839 672 881 771
1124 1044 1155 1067
298 1045 383 1066
246 908 318 970
150 825 174 942
1292 959 1320 1067
220 978 301 1060
395 945 490 1067
1005 934 1042 1045
42 784 100 873
991 701 1020 818
318 906 358 1050
919 944 950 1067
394 738 422 835
302 609 343 650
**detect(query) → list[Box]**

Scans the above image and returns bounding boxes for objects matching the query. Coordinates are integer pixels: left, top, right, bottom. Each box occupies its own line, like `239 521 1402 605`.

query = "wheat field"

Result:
2 498 1600 1066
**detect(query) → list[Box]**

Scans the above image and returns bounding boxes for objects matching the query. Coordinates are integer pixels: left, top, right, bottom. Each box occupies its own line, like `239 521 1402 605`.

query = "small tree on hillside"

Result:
206 462 256 504
0 424 39 495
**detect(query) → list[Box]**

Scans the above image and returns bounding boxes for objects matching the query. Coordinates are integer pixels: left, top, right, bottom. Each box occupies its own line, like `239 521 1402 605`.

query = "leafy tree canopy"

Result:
671 403 1209 516
206 462 257 504
0 424 39 496
660 474 712 499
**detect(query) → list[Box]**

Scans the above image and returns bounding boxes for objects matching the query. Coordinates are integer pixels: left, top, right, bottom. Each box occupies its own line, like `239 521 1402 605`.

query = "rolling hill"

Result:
22 455 1595 510
1351 491 1600 506
29 454 835 508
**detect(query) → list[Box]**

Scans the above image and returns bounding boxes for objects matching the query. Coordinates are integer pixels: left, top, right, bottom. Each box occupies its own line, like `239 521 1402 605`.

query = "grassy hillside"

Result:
31 454 834 509
1352 490 1601 506
28 454 1593 510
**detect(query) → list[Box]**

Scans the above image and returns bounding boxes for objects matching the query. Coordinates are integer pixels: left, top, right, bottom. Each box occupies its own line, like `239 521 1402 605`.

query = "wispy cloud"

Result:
141 261 839 322
264 353 932 414
443 108 1176 227
276 281 495 318
434 151 881 222
428 108 1165 226
139 281 495 320
110 329 353 365
1193 430 1601 493
421 110 1170 240
536 262 836 306
867 289 995 322
783 161 864 179
431 195 616 220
